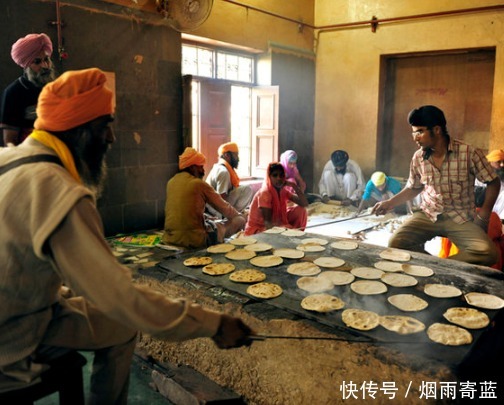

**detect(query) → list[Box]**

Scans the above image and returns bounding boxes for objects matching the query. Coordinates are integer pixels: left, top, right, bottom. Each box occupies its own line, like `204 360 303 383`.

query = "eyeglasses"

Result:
31 56 51 65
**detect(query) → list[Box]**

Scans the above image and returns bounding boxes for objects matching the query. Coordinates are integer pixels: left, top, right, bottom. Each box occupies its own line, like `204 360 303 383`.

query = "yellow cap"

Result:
371 171 386 187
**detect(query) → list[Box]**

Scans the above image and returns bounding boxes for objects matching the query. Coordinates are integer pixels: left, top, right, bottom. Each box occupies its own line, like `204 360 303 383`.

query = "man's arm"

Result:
48 198 251 346
475 177 501 228
372 187 422 215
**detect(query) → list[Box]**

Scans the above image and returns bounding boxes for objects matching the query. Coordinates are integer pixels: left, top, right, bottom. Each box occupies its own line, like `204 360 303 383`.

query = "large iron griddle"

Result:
159 231 504 371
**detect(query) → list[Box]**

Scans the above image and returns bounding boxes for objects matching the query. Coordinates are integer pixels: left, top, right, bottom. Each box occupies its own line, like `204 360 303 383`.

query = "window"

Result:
182 44 254 84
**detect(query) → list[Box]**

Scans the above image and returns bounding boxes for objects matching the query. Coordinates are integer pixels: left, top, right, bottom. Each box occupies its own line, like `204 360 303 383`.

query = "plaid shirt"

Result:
405 138 497 223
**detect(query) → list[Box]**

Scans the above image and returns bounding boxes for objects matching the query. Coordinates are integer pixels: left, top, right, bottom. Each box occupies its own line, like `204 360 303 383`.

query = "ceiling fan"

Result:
155 0 214 32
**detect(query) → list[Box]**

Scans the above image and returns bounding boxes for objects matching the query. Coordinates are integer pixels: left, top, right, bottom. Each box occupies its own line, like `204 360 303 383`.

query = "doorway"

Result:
377 48 496 178
185 76 279 179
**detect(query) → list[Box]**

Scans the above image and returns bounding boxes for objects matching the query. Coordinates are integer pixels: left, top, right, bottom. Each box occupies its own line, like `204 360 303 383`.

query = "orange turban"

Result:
11 33 53 68
218 142 239 156
34 68 114 132
179 147 206 170
486 149 504 162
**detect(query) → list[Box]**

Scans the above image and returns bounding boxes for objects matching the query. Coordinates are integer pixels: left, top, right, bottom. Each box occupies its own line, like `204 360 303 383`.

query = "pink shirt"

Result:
244 187 293 235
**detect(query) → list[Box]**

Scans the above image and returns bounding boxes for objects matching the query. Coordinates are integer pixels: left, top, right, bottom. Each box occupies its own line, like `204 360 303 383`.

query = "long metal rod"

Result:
250 335 433 345
305 213 374 229
220 1 504 33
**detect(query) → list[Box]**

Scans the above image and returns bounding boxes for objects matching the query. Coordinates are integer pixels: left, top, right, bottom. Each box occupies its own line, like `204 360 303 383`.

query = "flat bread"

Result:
388 294 428 312
247 282 283 299
350 280 388 295
351 267 384 280
342 308 380 331
443 307 490 329
229 269 266 283
296 276 334 293
402 264 434 277
206 243 236 254
287 262 321 276
374 261 404 273
225 249 257 261
313 257 345 268
202 263 236 275
301 294 345 312
301 237 329 246
229 237 257 246
381 273 418 287
250 254 284 268
379 315 425 335
281 229 305 237
424 284 462 298
272 248 305 259
330 240 359 250
427 323 473 346
244 242 273 252
464 292 504 310
379 248 411 262
318 271 355 286
183 256 213 267
296 243 326 252
264 226 287 234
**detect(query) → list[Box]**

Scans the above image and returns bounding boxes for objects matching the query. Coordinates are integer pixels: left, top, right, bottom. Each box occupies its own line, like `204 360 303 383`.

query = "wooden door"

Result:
200 79 231 175
251 86 279 178
377 49 495 178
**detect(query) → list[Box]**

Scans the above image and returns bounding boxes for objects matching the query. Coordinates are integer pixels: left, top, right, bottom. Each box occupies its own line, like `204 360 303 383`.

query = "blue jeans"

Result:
389 211 498 267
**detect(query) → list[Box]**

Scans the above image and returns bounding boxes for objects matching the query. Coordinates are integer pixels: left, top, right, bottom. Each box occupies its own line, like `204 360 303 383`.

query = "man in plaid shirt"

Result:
372 105 500 266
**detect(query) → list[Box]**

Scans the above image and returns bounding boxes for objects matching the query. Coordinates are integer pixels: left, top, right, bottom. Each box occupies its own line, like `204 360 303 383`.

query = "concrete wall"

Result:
1 0 182 235
314 0 504 183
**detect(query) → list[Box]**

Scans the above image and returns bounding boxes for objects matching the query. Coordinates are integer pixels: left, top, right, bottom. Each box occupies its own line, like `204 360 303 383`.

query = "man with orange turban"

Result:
206 141 254 217
0 69 252 402
1 33 56 147
476 149 504 220
163 147 247 248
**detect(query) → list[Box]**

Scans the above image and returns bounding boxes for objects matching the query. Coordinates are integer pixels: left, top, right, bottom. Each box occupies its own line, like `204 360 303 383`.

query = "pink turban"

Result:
486 149 504 162
11 33 53 68
179 147 206 170
218 142 239 156
34 68 114 132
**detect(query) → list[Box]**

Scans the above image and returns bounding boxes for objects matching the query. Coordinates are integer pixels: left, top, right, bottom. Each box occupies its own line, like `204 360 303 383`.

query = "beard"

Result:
496 168 504 182
230 155 239 169
71 128 110 197
26 66 56 87
335 167 346 175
